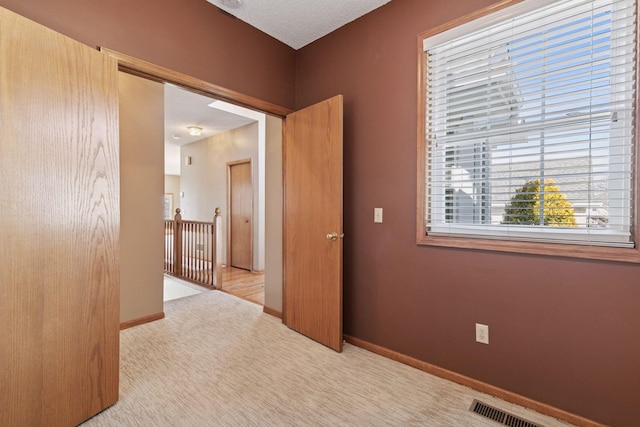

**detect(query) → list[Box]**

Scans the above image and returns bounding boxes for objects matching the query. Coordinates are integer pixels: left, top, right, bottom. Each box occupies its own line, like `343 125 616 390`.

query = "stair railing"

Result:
164 208 222 289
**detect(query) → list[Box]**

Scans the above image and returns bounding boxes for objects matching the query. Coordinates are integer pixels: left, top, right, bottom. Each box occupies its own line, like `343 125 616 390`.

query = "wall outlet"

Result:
476 323 489 344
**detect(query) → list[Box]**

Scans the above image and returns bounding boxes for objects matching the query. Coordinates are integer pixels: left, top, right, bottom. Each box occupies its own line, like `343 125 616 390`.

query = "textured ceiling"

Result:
208 0 393 49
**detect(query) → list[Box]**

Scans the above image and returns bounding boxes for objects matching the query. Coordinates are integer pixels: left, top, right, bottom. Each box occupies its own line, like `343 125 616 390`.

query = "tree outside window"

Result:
502 179 577 227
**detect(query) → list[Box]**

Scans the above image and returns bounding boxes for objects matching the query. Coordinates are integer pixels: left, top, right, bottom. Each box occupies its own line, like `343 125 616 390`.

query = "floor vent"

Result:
470 400 543 427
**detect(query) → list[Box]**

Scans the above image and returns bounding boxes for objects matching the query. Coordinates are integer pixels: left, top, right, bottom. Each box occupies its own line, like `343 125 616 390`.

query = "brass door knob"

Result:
326 232 344 241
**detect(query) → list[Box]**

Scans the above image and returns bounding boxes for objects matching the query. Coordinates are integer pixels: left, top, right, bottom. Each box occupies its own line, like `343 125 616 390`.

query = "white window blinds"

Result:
424 0 637 247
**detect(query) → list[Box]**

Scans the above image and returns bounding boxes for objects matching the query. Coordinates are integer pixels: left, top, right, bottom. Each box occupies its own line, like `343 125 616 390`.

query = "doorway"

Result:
106 48 288 316
161 84 280 310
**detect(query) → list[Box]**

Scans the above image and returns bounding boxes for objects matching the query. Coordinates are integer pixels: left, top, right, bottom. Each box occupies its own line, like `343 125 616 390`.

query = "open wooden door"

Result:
0 7 120 426
283 95 343 352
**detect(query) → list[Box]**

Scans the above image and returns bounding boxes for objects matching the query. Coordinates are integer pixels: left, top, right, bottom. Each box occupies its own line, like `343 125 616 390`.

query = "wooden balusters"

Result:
163 208 221 289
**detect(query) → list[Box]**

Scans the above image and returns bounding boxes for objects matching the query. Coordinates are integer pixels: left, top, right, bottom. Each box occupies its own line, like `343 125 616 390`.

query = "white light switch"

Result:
374 208 383 223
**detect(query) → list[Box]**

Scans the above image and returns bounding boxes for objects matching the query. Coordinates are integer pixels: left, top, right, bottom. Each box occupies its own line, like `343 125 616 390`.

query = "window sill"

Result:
417 233 640 263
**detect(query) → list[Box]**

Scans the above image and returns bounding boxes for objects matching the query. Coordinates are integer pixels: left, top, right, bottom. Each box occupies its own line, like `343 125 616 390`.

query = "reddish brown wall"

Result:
0 0 295 109
4 0 639 425
296 1 640 426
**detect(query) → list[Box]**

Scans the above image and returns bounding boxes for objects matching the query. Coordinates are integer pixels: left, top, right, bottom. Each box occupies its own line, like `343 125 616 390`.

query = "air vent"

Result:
470 400 543 427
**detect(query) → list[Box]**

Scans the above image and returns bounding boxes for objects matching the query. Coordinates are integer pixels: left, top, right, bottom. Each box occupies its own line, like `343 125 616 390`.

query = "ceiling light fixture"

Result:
187 126 203 137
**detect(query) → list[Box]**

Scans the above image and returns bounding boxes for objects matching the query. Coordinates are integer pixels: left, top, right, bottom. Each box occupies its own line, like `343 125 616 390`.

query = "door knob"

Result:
326 232 344 241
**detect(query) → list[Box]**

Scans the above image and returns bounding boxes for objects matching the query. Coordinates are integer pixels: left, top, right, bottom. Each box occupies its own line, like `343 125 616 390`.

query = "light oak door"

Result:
0 7 120 427
283 95 343 352
229 161 253 271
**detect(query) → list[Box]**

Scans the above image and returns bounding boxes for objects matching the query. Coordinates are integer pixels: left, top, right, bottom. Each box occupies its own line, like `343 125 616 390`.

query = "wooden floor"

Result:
220 266 265 306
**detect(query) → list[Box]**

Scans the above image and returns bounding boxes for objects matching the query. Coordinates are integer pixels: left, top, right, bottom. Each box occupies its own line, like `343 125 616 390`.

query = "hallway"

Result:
164 267 264 306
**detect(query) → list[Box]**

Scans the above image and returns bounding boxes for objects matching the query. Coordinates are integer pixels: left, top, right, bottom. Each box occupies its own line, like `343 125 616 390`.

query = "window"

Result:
418 0 639 261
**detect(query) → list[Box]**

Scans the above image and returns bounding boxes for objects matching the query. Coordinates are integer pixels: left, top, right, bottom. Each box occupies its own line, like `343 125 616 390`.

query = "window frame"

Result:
416 0 640 263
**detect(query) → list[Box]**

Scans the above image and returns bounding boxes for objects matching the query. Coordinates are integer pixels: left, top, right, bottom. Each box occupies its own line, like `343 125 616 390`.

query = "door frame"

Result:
102 49 291 118
101 48 291 314
227 158 254 271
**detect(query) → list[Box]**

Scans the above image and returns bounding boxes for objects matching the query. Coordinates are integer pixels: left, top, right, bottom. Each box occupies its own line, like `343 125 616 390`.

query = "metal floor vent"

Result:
470 400 544 427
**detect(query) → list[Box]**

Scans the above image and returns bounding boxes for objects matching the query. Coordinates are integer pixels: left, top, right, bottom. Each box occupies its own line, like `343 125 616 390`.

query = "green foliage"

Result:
502 179 577 227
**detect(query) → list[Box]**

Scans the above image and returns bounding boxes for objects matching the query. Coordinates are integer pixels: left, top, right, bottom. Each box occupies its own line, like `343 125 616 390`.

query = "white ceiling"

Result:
208 0 393 49
165 84 256 147
164 85 257 175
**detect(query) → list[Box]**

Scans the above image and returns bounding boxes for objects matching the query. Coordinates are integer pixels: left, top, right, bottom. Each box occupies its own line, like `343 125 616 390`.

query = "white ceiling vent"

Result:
221 0 242 8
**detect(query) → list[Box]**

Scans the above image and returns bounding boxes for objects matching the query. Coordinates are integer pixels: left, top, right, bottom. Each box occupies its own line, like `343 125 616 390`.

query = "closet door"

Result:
0 7 120 426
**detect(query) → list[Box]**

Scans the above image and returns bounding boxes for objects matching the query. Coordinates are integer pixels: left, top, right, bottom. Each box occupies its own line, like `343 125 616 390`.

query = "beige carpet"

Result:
83 291 573 426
